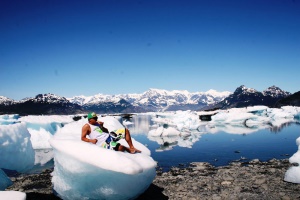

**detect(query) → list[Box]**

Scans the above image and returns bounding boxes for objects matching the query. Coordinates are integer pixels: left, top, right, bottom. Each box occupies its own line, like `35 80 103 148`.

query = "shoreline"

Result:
6 158 300 200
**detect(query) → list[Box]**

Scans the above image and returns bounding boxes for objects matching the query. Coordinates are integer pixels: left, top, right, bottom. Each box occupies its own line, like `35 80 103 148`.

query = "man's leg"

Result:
124 128 141 153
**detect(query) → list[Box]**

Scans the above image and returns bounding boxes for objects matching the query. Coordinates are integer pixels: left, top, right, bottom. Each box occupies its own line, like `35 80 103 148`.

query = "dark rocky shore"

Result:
6 159 300 200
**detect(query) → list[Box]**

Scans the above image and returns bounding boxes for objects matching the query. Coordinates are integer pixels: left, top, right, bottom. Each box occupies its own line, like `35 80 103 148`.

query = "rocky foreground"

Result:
6 159 300 200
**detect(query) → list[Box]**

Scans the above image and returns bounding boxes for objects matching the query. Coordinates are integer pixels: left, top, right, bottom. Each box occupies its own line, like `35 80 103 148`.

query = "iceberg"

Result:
0 122 35 172
0 114 19 125
19 115 74 149
50 116 157 200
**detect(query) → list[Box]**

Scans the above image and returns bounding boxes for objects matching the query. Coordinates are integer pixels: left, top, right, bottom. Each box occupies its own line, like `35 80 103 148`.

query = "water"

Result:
125 115 300 171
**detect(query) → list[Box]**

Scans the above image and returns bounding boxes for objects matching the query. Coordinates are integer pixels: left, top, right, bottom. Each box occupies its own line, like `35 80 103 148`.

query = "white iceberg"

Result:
50 116 157 200
19 115 74 149
0 123 35 172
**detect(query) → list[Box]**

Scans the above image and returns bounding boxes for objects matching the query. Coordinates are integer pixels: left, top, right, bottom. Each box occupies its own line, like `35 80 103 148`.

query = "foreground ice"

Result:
0 191 26 200
50 116 157 200
285 137 300 184
0 122 35 172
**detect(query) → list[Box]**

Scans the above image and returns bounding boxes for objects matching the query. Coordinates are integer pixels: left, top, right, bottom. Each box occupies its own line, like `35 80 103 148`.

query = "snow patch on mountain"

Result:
0 96 15 105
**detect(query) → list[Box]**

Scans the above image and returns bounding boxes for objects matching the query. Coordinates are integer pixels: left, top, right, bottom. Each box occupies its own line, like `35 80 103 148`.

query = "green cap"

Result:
87 112 97 120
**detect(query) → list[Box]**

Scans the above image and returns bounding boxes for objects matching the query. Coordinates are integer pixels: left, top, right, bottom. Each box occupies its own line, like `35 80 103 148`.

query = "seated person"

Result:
81 112 141 154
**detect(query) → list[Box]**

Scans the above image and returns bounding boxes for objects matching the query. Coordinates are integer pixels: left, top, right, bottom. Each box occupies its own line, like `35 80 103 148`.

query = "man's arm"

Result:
81 124 97 144
98 121 109 133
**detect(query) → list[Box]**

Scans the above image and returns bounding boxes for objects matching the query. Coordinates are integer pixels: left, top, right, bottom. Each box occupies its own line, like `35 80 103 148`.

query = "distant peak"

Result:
235 85 257 94
263 85 291 97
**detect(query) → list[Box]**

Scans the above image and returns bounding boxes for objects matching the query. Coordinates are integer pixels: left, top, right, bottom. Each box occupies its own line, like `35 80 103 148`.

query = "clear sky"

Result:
1 0 299 100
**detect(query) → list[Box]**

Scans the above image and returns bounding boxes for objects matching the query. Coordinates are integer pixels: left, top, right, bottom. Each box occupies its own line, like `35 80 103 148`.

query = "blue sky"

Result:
1 0 299 100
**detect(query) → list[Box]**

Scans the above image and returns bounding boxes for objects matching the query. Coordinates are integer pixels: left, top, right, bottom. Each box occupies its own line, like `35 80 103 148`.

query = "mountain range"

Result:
204 85 292 110
0 86 298 115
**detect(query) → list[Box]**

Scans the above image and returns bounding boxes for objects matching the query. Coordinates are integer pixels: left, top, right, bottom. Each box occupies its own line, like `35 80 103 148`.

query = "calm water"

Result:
125 114 300 171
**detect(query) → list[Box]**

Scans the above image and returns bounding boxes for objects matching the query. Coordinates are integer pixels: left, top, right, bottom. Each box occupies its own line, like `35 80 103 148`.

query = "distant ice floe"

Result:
150 106 300 137
147 106 300 184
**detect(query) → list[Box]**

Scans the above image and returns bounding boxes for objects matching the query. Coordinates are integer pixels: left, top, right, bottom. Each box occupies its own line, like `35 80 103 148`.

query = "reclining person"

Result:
81 112 141 154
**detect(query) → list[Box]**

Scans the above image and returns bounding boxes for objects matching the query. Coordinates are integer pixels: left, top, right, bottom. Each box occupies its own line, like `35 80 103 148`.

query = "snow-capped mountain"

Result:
263 85 291 98
0 96 15 106
0 93 83 115
1 86 295 115
207 85 291 110
68 88 232 112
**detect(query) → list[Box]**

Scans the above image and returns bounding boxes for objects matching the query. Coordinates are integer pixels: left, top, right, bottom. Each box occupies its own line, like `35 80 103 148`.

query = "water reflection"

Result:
125 114 300 153
122 114 153 134
269 121 300 133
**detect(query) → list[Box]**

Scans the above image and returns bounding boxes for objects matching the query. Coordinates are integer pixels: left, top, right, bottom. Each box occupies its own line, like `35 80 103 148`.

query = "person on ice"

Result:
81 112 141 154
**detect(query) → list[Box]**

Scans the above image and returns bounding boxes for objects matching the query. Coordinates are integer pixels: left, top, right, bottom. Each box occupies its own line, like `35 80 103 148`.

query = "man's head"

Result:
87 112 98 123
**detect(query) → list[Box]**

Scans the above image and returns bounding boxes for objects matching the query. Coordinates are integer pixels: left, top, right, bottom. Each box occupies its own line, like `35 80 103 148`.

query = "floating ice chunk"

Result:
28 128 53 149
246 106 268 113
0 123 34 172
153 111 201 131
19 115 74 124
19 115 74 149
0 191 26 200
0 114 19 125
50 139 156 199
50 116 156 200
